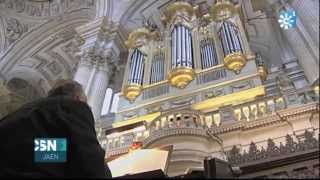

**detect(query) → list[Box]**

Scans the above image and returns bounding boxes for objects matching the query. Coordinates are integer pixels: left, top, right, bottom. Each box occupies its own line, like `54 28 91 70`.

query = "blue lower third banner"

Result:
34 138 67 163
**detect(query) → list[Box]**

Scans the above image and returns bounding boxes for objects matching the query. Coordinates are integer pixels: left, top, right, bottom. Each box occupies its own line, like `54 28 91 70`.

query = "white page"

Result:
107 149 169 178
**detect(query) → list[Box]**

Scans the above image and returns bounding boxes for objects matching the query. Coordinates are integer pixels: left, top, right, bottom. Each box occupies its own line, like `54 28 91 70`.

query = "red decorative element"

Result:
130 141 143 151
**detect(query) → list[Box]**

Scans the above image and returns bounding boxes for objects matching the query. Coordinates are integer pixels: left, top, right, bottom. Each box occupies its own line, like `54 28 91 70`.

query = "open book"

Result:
107 146 172 178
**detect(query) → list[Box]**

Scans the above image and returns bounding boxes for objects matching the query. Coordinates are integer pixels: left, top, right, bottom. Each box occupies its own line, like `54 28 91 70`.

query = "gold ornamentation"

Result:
195 64 225 74
123 84 143 102
192 86 266 111
143 80 168 89
209 0 237 21
117 73 261 113
224 52 246 74
112 112 161 128
125 28 151 49
258 66 268 81
314 85 319 95
168 67 195 88
161 1 197 28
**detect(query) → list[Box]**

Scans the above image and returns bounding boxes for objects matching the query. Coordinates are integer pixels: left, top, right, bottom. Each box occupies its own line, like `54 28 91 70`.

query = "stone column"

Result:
87 49 117 119
290 0 319 47
73 51 93 91
72 17 120 120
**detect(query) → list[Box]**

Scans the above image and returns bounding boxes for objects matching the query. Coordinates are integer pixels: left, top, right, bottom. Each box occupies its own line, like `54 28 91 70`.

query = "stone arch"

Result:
0 8 94 85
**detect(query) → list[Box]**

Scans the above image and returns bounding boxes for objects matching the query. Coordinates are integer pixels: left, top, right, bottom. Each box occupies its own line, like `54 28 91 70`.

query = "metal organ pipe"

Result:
224 22 233 54
135 52 140 84
204 43 208 68
128 49 144 85
171 25 193 69
156 56 159 82
200 38 218 69
150 51 165 84
130 50 138 83
128 50 135 83
172 28 176 68
182 26 186 67
219 21 243 57
138 52 143 84
161 52 164 80
205 43 210 67
186 30 190 67
200 40 204 69
208 42 213 67
177 26 181 67
230 24 240 52
187 29 192 67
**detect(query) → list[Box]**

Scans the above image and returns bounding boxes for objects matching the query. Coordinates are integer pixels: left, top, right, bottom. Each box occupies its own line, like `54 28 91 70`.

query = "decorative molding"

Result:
226 130 319 166
0 0 95 18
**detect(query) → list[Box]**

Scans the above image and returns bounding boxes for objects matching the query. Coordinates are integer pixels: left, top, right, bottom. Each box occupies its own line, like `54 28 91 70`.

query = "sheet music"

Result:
107 148 170 178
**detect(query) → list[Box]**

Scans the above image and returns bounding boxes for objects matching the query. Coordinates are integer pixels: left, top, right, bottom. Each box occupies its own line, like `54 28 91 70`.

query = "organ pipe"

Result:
164 1 197 89
150 51 165 84
200 38 218 69
218 20 246 73
171 25 193 69
123 27 152 102
208 0 247 74
128 49 145 85
219 21 243 56
122 0 256 102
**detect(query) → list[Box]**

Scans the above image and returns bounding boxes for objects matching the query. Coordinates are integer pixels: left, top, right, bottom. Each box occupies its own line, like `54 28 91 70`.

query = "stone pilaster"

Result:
73 50 93 91
73 17 120 120
87 48 118 119
291 0 319 47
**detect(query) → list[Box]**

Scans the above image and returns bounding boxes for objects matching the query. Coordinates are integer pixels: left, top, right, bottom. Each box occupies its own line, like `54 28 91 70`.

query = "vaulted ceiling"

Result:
0 0 286 99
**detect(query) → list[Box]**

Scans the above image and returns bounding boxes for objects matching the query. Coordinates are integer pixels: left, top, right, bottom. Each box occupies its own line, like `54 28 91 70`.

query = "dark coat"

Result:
0 96 112 178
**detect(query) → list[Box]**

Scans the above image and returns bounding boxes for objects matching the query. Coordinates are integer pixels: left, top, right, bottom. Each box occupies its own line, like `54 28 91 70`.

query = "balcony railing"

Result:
226 128 319 166
106 88 319 156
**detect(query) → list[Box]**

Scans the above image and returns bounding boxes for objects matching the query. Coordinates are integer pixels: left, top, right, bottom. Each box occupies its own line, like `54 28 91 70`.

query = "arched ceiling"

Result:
0 0 286 95
0 0 96 95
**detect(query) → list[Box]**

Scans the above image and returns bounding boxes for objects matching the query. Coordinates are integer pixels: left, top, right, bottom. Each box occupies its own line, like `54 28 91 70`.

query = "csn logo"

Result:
34 138 67 162
34 139 58 151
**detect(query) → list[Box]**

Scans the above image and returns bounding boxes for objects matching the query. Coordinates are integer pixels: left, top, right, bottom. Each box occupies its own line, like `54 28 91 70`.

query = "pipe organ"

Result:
150 50 165 84
200 38 218 69
219 21 243 57
165 2 197 89
123 28 153 102
171 25 193 69
128 49 145 85
218 21 246 73
122 0 256 102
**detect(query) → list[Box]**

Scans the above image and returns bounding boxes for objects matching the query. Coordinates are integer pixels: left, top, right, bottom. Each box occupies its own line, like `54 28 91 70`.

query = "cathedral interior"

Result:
0 0 319 178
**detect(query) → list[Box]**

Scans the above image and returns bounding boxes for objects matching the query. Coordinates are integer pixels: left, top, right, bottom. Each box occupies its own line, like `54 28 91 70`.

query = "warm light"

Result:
129 141 143 152
107 148 170 177
111 112 161 128
314 85 319 95
192 86 266 111
209 0 237 21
